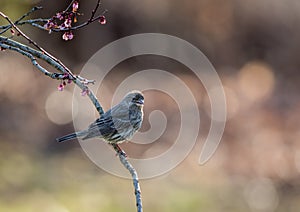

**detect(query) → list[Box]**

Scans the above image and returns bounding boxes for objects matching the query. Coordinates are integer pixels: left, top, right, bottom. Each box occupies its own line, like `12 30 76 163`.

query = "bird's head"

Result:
123 90 144 107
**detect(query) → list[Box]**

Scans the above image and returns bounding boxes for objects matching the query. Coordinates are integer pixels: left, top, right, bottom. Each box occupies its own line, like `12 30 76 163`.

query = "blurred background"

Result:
1 0 300 211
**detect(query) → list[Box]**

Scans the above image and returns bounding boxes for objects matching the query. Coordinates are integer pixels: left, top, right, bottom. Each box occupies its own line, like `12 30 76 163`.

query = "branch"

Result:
0 42 61 79
1 1 107 37
42 0 107 35
112 144 143 212
1 36 64 72
0 19 49 32
0 12 104 116
60 11 107 31
90 0 102 21
0 11 72 73
0 35 104 115
17 6 43 22
0 6 43 34
64 0 77 13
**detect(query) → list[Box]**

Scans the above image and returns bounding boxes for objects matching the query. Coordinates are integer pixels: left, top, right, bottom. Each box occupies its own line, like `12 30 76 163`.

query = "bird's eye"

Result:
133 95 144 105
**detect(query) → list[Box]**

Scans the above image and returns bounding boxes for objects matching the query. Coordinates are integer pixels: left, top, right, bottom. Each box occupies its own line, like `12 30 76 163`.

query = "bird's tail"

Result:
56 130 88 142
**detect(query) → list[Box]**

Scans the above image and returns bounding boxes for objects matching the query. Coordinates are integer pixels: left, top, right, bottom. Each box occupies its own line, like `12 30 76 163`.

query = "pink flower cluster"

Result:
43 1 107 41
62 31 74 41
81 88 90 96
56 73 90 96
44 1 81 41
57 73 72 91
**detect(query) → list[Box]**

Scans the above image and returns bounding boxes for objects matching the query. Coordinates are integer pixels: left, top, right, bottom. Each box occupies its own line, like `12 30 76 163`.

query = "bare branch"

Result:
0 42 62 79
0 19 48 31
0 35 104 115
1 36 64 72
0 6 43 34
64 0 77 13
112 144 143 212
90 0 102 22
16 6 43 23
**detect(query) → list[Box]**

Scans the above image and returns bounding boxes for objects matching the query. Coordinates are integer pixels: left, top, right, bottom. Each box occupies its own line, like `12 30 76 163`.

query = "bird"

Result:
56 90 144 144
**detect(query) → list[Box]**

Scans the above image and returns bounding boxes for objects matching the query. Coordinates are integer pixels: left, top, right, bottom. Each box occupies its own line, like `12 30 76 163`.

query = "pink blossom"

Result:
81 89 89 96
58 84 64 91
56 13 64 20
99 16 106 25
64 18 72 28
62 31 74 41
72 1 79 12
44 20 56 30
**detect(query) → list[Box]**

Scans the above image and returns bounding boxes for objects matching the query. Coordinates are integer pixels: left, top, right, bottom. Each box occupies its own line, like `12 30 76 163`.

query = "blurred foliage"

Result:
1 0 300 211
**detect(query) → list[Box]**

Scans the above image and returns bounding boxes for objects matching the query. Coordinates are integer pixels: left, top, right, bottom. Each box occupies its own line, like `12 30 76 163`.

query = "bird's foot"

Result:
112 144 127 157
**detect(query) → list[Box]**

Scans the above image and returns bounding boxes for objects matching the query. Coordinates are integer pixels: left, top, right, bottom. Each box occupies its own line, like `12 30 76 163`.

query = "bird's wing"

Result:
84 115 114 139
84 112 131 140
82 102 133 141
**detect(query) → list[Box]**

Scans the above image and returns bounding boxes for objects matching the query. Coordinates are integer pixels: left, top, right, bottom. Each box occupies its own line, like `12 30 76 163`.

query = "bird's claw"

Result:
116 150 127 157
112 144 127 157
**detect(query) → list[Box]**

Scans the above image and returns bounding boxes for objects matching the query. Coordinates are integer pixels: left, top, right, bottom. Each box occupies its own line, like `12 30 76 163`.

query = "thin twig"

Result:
48 9 107 32
63 0 76 13
0 13 108 33
56 11 107 31
16 6 43 23
0 6 43 34
0 18 49 30
0 4 107 34
89 0 102 22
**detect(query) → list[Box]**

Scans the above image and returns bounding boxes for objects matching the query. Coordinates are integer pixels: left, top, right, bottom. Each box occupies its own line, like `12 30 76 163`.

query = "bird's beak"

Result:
136 99 144 105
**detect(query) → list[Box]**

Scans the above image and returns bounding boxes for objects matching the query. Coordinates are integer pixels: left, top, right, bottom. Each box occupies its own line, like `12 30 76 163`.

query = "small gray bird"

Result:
56 90 144 144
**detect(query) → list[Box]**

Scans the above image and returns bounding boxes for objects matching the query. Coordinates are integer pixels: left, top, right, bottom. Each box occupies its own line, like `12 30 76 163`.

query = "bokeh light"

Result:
45 90 78 125
237 61 275 104
244 178 278 211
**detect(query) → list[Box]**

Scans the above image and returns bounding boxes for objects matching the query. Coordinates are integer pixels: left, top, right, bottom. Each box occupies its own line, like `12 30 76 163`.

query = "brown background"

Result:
0 0 300 211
